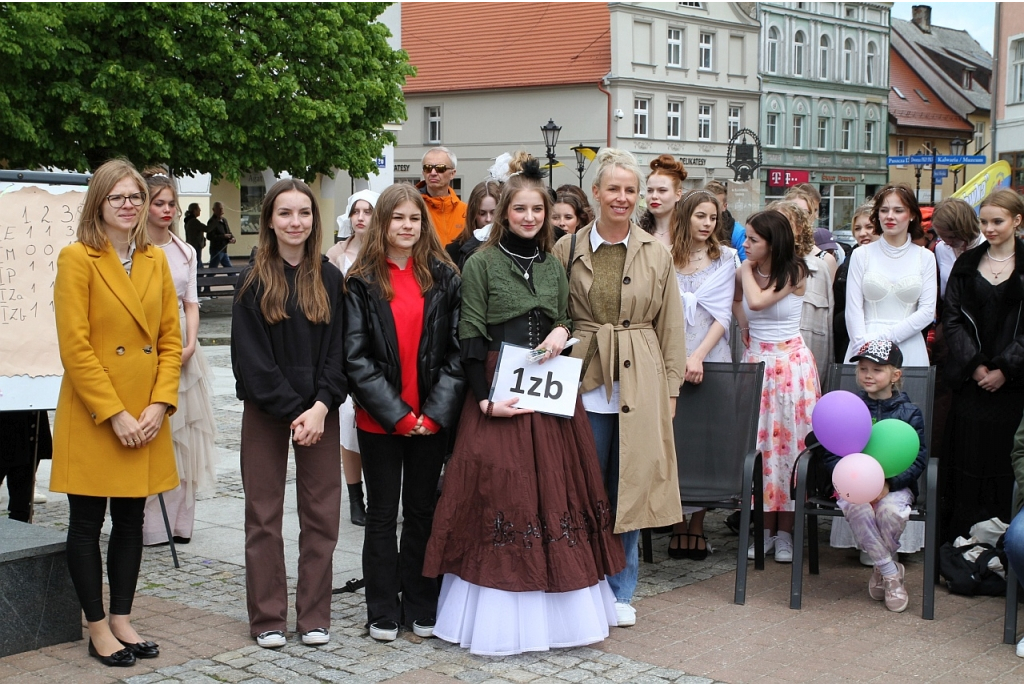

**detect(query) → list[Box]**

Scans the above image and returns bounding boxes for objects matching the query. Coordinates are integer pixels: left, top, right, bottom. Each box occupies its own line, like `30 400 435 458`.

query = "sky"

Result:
891 2 995 54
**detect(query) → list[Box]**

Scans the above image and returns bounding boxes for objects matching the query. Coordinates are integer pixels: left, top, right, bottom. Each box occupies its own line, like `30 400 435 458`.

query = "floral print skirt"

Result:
742 336 821 512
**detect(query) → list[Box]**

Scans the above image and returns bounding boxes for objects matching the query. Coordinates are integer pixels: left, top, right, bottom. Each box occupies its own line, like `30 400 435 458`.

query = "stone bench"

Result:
0 518 81 657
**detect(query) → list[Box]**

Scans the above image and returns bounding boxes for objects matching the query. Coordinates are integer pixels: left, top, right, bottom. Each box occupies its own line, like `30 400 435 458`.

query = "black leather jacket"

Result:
942 238 1024 391
343 258 465 433
821 391 928 498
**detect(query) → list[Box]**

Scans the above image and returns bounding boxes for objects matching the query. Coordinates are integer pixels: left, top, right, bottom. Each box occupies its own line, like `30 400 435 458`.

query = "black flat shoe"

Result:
172 536 191 544
350 498 366 527
667 533 689 560
687 534 711 561
117 637 160 659
88 639 136 667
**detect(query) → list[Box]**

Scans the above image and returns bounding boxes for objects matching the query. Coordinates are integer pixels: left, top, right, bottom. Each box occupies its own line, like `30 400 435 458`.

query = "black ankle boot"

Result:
348 482 366 526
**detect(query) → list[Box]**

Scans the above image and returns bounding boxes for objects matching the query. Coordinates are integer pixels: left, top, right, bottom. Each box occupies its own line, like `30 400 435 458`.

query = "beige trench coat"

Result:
553 223 686 533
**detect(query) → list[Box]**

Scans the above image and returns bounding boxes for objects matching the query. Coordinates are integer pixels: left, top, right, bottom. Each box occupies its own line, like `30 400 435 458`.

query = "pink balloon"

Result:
831 453 885 505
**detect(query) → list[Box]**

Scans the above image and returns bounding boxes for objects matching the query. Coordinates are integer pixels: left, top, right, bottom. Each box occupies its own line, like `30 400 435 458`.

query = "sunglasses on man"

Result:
422 164 450 173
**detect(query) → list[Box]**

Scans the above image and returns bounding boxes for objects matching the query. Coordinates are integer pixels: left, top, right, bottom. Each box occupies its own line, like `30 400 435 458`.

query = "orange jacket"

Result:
417 182 466 247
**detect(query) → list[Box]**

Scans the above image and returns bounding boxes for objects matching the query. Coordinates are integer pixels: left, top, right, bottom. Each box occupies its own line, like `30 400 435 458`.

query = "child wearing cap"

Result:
822 340 928 612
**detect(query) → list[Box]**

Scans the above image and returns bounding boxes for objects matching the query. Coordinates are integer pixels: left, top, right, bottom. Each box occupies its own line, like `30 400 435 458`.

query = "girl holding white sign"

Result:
424 158 625 655
344 184 464 643
140 168 217 547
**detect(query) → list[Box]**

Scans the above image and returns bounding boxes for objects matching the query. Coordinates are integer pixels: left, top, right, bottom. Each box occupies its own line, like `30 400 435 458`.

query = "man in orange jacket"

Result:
416 146 467 247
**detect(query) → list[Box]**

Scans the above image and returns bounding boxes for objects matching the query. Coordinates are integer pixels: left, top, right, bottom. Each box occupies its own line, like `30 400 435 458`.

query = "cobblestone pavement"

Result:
3 299 1023 683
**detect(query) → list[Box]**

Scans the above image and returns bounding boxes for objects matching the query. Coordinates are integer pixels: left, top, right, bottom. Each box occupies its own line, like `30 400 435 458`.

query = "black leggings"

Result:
66 494 146 622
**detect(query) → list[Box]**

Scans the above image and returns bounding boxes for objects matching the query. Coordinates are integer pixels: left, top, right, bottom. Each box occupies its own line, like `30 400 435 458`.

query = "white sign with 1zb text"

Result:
488 343 582 419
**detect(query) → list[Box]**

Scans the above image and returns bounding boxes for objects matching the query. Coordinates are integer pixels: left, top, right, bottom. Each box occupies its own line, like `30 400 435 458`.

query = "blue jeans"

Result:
587 411 639 604
208 250 232 269
1006 509 1024 582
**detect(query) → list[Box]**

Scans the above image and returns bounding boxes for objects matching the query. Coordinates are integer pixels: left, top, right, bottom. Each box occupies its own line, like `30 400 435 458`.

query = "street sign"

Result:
886 155 987 166
932 168 948 181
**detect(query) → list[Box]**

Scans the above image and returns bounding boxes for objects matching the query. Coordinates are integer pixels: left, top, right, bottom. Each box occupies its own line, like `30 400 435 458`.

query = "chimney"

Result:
911 5 932 33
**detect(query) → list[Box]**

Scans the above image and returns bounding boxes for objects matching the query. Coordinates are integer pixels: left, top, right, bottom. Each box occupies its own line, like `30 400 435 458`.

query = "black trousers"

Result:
358 429 446 628
0 463 34 522
66 494 146 622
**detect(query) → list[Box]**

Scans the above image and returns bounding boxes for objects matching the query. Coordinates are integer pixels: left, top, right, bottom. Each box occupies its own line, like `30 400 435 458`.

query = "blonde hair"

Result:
76 159 151 252
766 199 815 258
932 198 980 245
591 148 643 194
851 202 874 227
980 188 1024 223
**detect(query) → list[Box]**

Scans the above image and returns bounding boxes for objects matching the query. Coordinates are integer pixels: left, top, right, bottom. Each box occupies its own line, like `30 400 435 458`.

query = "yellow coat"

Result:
50 242 182 498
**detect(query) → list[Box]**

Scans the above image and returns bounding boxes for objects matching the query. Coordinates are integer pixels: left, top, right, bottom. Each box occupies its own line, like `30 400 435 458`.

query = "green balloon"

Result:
863 419 920 479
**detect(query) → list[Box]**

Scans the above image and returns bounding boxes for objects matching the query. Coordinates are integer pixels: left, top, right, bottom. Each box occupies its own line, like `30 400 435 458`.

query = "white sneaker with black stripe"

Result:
301 628 330 645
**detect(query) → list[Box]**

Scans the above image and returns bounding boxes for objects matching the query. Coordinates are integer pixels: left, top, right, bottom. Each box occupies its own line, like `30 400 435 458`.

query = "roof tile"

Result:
402 2 611 93
888 50 973 132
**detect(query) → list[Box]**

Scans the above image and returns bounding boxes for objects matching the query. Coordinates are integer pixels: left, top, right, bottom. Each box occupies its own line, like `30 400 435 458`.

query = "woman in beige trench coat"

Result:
553 148 686 628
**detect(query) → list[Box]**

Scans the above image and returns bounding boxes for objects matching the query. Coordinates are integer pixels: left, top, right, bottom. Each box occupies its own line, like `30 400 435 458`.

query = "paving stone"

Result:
554 668 591 682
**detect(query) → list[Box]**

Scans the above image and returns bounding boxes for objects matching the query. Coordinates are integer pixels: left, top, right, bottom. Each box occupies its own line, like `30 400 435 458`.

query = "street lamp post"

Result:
570 144 599 188
541 118 562 190
913 149 924 202
951 137 966 191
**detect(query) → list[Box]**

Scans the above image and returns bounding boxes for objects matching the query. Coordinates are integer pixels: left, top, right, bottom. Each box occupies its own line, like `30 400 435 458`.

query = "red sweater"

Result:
355 259 441 435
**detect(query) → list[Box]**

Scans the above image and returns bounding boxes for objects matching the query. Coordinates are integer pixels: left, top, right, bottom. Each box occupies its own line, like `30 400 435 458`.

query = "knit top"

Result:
582 243 627 380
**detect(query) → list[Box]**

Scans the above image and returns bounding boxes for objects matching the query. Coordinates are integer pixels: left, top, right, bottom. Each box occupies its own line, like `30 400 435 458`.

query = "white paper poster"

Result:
488 343 582 419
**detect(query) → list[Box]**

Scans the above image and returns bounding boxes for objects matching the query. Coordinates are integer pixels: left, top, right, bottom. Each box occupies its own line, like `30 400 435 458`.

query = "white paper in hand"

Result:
488 342 582 418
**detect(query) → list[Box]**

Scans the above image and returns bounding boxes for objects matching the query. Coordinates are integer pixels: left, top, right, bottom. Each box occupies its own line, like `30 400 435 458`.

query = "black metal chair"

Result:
640 361 766 605
790 363 939 619
1006 483 1020 645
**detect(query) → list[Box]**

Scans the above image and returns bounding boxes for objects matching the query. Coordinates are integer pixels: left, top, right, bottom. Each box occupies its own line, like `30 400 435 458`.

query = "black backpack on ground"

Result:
939 540 1008 596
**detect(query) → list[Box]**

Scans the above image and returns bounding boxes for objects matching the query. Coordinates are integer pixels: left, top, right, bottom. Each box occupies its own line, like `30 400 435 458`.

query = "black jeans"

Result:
0 463 34 522
358 429 446 628
66 495 146 622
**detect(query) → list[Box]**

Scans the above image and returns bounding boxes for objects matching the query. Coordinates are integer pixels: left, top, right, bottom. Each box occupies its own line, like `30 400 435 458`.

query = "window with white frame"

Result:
699 32 713 70
698 104 712 140
633 98 649 137
667 101 682 139
864 121 875 152
668 28 683 67
793 115 805 148
974 121 985 150
842 119 853 151
767 27 779 74
728 107 741 139
766 113 778 147
866 42 877 85
819 35 830 79
793 30 806 76
843 38 854 82
897 139 905 156
817 118 829 149
1013 40 1024 103
426 106 441 144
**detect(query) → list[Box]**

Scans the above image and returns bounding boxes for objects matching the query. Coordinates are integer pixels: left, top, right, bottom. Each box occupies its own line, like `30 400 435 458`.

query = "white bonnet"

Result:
336 189 381 239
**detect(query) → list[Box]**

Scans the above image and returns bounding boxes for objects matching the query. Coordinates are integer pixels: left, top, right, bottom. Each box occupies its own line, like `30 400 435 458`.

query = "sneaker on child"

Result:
748 530 776 560
773 531 794 563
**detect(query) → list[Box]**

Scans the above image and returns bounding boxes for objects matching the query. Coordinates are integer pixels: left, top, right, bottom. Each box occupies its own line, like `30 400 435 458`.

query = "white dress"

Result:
329 246 359 452
837 236 935 552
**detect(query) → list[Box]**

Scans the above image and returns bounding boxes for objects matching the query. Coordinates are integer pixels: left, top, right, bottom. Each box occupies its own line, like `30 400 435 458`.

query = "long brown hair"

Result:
347 184 454 300
746 210 809 292
77 159 152 252
457 180 501 244
485 168 555 253
555 184 594 225
932 197 980 245
671 190 722 269
236 179 330 325
766 199 815 257
870 184 924 240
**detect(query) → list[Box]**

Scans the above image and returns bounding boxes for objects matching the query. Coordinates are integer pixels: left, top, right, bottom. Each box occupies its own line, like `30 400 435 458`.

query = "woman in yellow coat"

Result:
51 159 182 668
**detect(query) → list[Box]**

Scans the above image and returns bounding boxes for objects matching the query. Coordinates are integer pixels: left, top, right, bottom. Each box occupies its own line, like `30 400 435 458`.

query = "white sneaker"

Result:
1017 635 1024 658
859 550 874 567
614 602 636 627
369 620 399 642
774 531 794 563
748 531 776 560
255 630 286 648
412 619 435 638
33 489 47 504
300 628 330 645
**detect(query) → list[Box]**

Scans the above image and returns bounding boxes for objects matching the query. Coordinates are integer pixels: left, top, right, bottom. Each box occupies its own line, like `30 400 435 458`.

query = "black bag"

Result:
938 541 1008 596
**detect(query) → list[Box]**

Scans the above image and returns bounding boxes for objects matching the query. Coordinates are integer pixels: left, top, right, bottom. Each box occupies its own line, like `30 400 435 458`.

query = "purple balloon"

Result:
832 452 886 504
812 390 872 456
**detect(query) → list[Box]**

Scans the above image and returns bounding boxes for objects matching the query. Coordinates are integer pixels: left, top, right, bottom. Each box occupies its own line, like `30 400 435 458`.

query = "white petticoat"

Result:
434 574 617 656
830 518 925 553
340 397 358 452
169 312 217 500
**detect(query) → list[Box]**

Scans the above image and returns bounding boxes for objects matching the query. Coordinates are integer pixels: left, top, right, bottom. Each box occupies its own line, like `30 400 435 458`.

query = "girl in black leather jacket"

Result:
940 189 1024 541
343 183 464 643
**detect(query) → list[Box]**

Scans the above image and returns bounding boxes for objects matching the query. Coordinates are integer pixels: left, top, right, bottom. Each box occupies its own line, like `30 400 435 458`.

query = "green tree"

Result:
0 2 413 181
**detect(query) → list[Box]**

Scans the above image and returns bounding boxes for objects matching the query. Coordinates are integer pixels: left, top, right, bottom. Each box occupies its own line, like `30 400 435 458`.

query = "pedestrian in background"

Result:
183 203 206 263
344 183 464 643
417 146 467 246
232 179 347 649
446 180 500 271
52 158 182 667
205 201 235 268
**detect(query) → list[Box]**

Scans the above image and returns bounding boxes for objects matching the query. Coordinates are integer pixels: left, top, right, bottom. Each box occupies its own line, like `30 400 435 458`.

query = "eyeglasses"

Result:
422 164 450 174
105 193 146 208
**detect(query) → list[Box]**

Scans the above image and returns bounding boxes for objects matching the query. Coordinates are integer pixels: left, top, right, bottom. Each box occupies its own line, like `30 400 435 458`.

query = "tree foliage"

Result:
0 2 413 181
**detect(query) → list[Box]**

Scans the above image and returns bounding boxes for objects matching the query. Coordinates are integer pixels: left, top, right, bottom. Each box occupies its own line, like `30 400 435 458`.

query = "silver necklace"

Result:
987 248 1015 262
498 243 540 280
755 265 770 278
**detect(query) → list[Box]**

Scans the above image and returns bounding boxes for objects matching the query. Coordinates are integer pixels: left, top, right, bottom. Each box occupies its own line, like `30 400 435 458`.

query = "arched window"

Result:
819 35 830 80
794 30 806 76
866 41 877 85
767 27 779 74
844 38 854 82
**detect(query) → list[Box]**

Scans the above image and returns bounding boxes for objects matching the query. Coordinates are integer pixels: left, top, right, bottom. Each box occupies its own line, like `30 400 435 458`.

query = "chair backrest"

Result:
674 361 765 502
824 363 936 501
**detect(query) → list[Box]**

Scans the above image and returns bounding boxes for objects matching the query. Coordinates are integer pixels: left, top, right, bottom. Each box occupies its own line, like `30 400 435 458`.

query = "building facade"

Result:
995 2 1024 194
758 2 890 237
